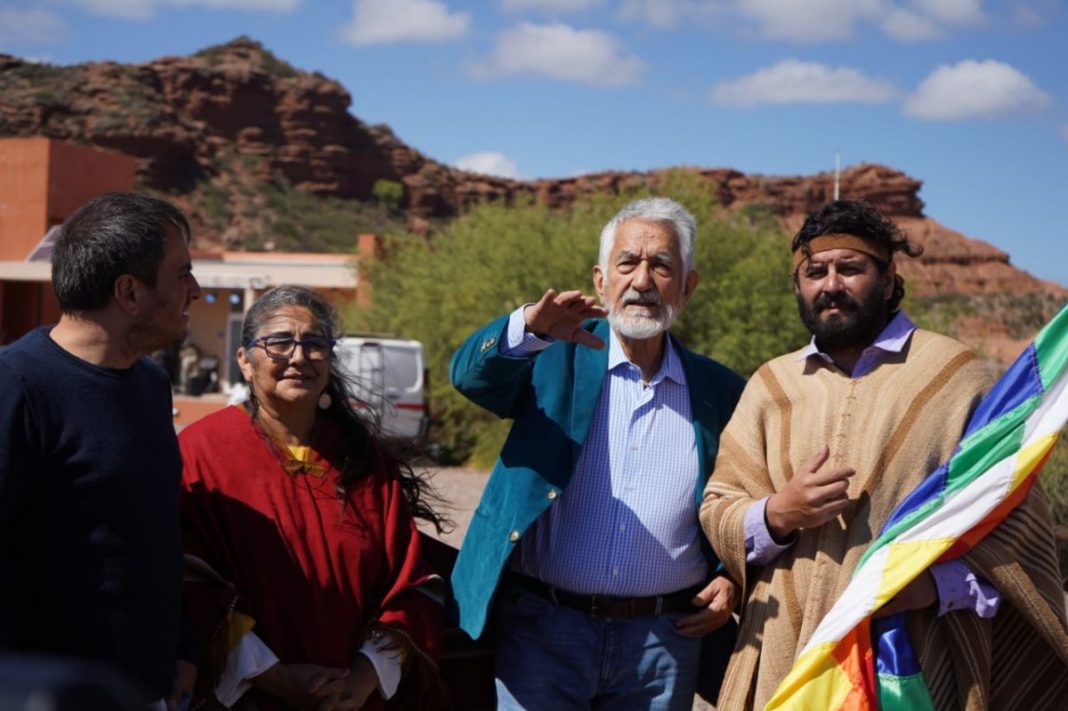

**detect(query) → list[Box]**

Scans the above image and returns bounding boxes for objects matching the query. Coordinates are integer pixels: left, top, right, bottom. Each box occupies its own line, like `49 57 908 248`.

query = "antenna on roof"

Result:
834 151 841 201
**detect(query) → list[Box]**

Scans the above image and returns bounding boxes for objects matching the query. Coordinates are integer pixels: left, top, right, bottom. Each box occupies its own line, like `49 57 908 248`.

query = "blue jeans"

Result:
493 580 701 710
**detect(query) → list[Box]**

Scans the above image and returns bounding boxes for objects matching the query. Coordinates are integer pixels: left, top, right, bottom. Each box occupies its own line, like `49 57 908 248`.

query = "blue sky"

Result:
1 0 1066 285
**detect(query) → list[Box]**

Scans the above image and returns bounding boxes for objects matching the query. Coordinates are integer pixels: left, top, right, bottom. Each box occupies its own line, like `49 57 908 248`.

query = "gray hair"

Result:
598 197 697 274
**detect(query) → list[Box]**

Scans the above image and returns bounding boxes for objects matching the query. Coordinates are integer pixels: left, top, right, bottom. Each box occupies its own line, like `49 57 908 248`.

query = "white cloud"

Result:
475 22 644 87
0 8 68 44
455 151 525 179
734 0 985 42
75 0 298 19
911 0 985 25
904 59 1050 120
502 0 605 13
711 59 899 107
736 0 863 41
342 0 469 45
618 0 725 29
880 6 942 40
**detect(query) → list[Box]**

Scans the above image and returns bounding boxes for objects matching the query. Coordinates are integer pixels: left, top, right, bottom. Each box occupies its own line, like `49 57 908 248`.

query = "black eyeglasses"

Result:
247 335 336 362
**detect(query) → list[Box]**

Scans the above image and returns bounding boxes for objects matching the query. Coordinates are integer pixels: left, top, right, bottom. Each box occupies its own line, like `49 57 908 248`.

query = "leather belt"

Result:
506 572 703 620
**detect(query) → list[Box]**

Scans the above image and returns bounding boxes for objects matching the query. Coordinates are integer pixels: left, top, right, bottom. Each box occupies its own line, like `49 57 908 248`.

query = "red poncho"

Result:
179 405 441 709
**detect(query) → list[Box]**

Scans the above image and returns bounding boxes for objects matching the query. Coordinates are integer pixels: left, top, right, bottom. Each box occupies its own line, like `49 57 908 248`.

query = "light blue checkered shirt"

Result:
501 309 708 596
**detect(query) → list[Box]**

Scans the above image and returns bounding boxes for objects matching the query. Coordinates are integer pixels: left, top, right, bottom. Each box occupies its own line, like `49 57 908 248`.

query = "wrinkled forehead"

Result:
254 305 329 336
611 218 681 256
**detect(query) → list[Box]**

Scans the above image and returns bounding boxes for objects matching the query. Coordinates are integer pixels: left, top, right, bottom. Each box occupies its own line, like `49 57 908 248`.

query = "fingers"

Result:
809 465 855 488
674 606 731 636
527 289 606 341
312 677 348 704
554 291 606 318
689 579 719 607
803 445 831 474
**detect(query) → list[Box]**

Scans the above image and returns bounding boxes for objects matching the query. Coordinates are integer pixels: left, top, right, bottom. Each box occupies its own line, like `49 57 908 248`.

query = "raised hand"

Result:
523 289 608 349
765 446 855 540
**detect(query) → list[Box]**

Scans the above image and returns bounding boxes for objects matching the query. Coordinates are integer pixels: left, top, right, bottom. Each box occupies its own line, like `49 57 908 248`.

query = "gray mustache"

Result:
621 288 661 306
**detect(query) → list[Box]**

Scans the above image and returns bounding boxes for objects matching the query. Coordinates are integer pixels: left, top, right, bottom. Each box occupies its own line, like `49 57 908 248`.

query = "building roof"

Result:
0 250 358 289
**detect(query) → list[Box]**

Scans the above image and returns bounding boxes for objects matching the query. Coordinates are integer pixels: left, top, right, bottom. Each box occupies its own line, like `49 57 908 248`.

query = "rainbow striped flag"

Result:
766 302 1068 711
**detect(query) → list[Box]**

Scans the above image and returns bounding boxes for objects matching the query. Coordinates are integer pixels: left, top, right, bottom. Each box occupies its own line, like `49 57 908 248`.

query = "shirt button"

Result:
547 490 558 500
508 530 520 542
619 523 626 532
612 567 620 576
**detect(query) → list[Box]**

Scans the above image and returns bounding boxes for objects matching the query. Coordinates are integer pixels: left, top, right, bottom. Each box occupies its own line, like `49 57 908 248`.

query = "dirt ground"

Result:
416 466 716 711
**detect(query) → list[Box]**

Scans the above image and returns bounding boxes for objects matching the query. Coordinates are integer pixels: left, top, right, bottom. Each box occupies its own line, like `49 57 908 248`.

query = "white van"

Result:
335 336 429 441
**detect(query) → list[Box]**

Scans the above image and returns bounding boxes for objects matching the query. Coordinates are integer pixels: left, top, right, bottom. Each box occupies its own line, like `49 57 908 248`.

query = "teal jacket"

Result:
449 315 746 639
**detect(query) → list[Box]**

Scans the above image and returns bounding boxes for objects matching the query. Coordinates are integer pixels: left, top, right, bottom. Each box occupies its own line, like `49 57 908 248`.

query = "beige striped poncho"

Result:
701 328 1068 710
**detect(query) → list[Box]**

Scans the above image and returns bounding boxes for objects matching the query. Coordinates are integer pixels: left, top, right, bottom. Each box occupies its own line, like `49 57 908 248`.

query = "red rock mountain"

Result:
0 36 1060 303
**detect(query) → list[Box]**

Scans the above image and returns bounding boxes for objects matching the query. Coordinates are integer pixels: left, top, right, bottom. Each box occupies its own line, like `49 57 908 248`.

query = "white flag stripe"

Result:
803 546 890 648
1024 368 1068 442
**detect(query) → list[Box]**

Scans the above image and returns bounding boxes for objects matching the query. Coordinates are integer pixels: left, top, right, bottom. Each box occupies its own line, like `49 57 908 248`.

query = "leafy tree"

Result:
372 179 405 212
349 173 808 465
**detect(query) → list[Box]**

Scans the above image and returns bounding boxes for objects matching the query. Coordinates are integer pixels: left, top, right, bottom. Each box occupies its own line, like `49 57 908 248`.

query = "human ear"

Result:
883 261 897 301
112 274 142 317
682 270 700 304
236 347 255 382
592 264 605 300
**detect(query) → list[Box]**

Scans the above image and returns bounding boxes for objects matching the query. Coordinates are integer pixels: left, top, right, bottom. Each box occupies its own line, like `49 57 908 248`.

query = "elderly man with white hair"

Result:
449 197 745 710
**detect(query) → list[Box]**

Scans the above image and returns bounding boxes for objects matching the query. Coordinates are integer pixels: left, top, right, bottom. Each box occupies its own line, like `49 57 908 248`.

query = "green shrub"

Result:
372 179 405 211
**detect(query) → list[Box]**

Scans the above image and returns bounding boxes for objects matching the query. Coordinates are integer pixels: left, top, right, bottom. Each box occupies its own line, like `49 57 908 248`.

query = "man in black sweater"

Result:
0 193 201 707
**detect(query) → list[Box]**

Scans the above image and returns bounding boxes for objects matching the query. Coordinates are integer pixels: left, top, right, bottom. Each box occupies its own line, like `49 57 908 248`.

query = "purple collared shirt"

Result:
744 312 999 618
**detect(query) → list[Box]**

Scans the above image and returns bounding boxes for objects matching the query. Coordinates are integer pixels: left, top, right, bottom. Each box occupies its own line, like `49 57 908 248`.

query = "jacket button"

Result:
508 530 520 542
547 490 558 500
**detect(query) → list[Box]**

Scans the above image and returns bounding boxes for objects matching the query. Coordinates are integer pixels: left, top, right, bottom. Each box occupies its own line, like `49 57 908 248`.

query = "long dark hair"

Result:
241 285 446 531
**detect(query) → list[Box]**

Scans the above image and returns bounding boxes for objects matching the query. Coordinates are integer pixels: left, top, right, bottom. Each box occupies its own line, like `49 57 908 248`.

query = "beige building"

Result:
0 137 374 427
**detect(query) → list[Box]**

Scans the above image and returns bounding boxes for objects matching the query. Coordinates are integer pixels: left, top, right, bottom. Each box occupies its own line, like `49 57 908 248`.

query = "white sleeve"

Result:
502 305 554 355
214 630 281 707
357 634 404 700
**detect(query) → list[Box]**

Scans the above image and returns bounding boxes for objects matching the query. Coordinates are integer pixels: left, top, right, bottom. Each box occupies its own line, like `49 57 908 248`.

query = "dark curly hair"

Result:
241 285 446 532
792 200 922 312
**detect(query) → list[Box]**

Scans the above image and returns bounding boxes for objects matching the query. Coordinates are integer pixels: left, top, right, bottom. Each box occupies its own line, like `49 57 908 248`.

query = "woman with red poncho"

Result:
179 286 444 710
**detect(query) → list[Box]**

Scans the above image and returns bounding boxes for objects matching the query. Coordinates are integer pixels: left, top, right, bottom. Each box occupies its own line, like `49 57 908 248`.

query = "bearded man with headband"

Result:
701 199 1068 710
449 197 745 709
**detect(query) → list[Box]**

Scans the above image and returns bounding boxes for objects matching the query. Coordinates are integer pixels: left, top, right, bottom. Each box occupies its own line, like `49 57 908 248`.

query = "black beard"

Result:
797 289 888 351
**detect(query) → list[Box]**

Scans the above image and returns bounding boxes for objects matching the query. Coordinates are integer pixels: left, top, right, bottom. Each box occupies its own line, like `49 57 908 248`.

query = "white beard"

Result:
607 301 678 340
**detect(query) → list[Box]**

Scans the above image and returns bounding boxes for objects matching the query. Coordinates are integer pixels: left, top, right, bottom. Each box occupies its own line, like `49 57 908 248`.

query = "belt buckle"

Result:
589 594 605 619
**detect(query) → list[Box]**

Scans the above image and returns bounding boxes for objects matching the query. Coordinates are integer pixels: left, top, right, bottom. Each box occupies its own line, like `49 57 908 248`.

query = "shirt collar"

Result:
608 327 685 385
797 310 917 363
